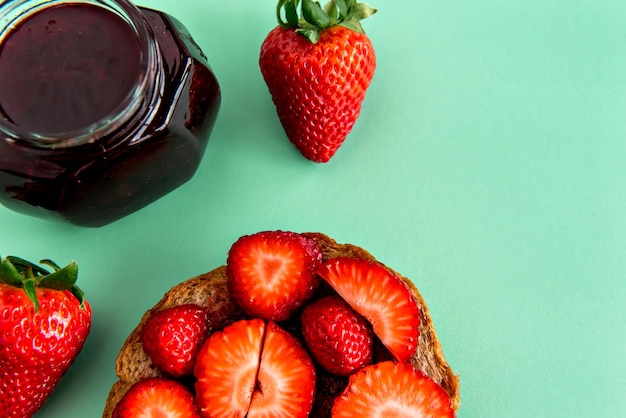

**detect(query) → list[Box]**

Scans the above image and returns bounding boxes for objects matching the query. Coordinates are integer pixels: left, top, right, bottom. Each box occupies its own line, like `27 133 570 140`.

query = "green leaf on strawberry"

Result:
0 256 23 287
0 255 85 311
277 0 377 43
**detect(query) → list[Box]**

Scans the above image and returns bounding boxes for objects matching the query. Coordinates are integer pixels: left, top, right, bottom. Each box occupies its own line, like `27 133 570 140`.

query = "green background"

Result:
1 0 625 416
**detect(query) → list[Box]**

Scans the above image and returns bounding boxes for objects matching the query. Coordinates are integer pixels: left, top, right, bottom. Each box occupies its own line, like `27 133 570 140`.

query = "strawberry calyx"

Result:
0 255 85 312
276 0 376 43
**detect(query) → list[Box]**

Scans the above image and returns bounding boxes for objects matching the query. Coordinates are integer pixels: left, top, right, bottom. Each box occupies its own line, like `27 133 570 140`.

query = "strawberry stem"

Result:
276 0 376 43
23 278 40 312
0 255 86 311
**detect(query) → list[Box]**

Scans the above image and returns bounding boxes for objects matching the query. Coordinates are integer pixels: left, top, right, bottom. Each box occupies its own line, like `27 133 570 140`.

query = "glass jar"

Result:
0 0 221 227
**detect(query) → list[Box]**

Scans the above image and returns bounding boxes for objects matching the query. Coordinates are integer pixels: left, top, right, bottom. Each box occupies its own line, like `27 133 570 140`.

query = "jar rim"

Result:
0 0 157 148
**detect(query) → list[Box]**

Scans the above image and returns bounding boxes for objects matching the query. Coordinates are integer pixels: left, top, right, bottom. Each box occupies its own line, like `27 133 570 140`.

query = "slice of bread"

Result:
103 232 460 417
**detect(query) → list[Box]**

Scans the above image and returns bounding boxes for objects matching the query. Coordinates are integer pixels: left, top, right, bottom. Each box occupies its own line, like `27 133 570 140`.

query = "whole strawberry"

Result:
260 0 377 163
0 256 91 418
301 295 373 376
140 304 210 377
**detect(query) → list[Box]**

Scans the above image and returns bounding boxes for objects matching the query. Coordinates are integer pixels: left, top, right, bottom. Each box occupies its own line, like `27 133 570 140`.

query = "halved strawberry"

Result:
112 377 200 418
332 361 455 417
226 230 322 321
194 319 316 418
141 304 210 377
194 318 265 417
317 257 420 362
248 321 316 417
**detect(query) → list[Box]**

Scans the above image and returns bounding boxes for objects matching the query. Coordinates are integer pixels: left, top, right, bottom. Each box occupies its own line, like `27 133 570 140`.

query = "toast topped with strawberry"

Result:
103 231 460 417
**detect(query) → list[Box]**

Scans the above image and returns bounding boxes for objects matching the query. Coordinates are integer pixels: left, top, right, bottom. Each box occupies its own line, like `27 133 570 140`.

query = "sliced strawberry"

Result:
332 361 455 417
301 295 374 376
317 257 420 362
141 304 210 377
194 319 316 418
226 230 322 321
194 318 265 417
249 321 316 417
112 377 200 418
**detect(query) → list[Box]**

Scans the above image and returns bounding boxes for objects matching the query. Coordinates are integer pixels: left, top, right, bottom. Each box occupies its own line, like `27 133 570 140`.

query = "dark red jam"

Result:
0 4 142 135
0 2 221 227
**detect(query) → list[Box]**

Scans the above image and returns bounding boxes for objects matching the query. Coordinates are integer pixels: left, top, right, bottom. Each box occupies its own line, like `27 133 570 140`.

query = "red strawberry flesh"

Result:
194 319 316 418
194 318 265 417
317 257 420 362
112 377 200 418
248 321 316 417
331 361 455 418
226 231 322 321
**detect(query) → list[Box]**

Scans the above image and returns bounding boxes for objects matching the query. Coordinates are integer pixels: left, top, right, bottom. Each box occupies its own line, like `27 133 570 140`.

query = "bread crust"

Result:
103 232 459 417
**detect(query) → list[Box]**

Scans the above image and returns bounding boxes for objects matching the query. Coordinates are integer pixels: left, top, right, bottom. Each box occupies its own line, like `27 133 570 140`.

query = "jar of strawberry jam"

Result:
0 0 220 227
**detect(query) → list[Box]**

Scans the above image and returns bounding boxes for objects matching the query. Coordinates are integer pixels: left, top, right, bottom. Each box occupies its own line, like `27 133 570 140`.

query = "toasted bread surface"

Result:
103 232 459 417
